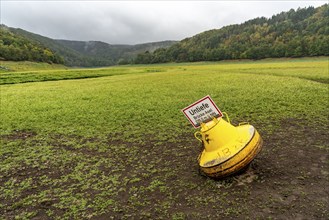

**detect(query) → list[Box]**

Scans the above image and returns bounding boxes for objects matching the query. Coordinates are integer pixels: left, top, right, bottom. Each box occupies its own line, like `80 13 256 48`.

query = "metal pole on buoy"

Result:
182 95 263 179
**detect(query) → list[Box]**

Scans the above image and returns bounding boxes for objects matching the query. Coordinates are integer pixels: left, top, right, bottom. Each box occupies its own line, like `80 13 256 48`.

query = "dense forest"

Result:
134 4 329 64
0 25 64 64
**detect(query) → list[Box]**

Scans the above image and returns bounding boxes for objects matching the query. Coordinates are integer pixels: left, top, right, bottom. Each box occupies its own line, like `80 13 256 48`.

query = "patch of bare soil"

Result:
239 118 329 219
97 118 329 219
1 119 328 219
1 130 37 141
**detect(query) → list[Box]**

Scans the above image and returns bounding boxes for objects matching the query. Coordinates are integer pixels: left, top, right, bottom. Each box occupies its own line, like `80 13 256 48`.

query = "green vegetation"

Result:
0 58 327 135
0 25 64 64
0 61 67 73
0 58 328 219
135 4 329 64
0 61 174 85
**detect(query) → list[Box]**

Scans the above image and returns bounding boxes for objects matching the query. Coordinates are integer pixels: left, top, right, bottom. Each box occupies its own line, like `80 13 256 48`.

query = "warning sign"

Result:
182 95 223 128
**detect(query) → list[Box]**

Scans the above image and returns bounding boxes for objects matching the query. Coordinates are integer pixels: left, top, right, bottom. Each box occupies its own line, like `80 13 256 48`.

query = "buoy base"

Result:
199 128 263 179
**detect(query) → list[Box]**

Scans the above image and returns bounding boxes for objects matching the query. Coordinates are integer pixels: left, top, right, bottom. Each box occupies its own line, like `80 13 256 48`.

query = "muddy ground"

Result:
1 118 328 219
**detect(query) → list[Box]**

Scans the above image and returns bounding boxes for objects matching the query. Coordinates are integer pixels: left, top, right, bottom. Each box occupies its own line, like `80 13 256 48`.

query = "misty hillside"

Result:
135 4 329 64
0 26 176 67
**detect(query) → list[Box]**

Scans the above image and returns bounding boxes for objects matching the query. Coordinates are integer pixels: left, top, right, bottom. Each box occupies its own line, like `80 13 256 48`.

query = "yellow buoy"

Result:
195 113 263 178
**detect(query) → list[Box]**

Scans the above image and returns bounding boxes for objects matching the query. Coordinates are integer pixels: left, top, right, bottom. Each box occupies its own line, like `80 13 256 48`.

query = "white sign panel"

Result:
182 95 223 128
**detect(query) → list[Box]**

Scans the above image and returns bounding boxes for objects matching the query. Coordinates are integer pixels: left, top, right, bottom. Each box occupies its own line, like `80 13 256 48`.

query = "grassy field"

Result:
0 61 67 73
0 58 328 219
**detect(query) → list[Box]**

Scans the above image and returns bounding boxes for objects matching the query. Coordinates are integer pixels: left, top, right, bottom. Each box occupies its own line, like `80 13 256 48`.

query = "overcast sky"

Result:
1 1 327 45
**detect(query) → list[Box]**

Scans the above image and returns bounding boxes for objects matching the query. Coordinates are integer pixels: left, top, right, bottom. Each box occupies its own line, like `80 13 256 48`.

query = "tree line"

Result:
133 5 329 64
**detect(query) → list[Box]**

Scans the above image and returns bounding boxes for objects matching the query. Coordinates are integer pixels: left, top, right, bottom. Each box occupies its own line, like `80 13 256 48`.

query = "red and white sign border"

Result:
181 95 223 128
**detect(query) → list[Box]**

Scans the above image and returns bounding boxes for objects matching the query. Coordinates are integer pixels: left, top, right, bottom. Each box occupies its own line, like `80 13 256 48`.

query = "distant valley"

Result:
0 25 176 67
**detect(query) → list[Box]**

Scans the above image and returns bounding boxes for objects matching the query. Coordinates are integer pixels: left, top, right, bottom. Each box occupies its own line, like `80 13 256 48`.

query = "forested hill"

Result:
135 4 329 64
0 25 64 64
